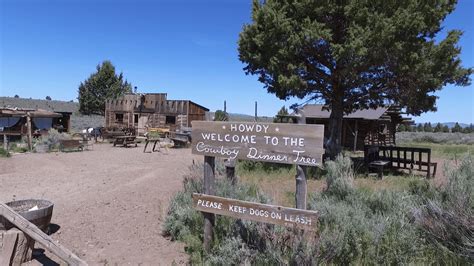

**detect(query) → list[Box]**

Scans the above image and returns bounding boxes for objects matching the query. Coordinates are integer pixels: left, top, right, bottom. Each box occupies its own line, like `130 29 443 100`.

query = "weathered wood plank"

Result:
0 203 87 266
0 228 34 265
0 229 17 265
295 116 308 210
191 121 324 167
192 193 318 231
203 156 215 252
225 159 236 185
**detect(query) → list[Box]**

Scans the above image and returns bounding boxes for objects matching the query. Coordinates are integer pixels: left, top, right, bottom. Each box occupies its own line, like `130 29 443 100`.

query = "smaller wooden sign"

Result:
192 193 318 231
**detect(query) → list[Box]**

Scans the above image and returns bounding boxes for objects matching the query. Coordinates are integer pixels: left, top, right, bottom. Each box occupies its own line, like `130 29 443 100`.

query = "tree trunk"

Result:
326 100 344 159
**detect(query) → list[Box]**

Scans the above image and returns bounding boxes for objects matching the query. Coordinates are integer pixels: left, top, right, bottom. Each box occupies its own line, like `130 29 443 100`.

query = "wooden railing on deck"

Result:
364 145 437 178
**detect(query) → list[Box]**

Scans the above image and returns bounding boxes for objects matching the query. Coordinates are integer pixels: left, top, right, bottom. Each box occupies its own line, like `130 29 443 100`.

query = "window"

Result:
134 114 139 124
115 113 124 123
166 116 176 125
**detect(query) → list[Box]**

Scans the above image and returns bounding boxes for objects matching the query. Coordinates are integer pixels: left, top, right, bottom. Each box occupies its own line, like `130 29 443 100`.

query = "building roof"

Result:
0 108 62 118
0 97 78 113
187 101 210 112
294 104 390 120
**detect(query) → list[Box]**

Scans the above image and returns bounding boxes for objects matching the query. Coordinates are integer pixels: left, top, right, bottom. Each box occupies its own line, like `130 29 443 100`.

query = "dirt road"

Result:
0 144 200 265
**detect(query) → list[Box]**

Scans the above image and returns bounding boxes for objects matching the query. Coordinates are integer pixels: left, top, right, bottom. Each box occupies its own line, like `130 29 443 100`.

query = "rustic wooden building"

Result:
0 97 76 133
282 104 412 150
105 93 209 134
0 107 62 149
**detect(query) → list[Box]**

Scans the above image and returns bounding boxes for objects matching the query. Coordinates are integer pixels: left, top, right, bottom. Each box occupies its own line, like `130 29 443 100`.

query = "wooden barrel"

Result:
0 199 54 233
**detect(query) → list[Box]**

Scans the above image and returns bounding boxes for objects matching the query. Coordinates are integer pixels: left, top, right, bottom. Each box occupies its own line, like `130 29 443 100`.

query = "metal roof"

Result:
0 97 78 113
296 104 389 120
0 108 62 118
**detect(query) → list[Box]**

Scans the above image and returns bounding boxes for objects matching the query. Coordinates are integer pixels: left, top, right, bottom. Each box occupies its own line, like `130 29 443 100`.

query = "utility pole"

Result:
254 101 258 122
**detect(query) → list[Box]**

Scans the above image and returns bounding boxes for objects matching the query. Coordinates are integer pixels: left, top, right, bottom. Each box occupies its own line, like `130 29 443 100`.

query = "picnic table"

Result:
170 132 191 148
59 139 84 152
143 138 161 153
113 136 137 148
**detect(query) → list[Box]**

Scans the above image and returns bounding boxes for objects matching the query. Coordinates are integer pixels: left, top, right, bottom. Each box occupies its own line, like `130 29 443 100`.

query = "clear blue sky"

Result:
1 0 473 123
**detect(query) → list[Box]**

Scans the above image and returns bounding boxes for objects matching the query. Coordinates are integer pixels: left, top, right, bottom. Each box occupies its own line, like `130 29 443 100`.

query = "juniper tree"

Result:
452 122 463 133
78 60 132 115
434 123 443 132
424 122 433 132
214 110 229 121
274 106 290 123
238 0 472 157
398 124 407 132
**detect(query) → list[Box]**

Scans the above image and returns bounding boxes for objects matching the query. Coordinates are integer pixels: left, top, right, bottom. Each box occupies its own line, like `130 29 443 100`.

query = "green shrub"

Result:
35 129 71 152
163 163 271 264
238 160 293 173
9 142 29 153
165 156 474 264
408 178 437 200
308 188 421 265
0 147 10 157
414 157 473 263
324 155 354 200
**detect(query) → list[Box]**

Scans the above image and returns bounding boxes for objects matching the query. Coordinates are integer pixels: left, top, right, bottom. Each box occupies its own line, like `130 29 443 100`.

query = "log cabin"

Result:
105 93 209 135
278 104 413 151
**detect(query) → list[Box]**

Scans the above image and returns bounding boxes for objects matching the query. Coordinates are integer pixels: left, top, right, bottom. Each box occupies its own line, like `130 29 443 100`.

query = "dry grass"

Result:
238 167 423 207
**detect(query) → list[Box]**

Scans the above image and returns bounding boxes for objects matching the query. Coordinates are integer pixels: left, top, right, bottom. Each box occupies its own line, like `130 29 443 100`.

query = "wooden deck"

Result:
364 145 437 178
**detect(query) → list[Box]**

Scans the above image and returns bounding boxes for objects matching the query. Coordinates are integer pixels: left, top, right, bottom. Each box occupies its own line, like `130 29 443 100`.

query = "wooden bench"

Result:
369 160 390 179
170 137 188 148
59 139 84 152
113 136 137 148
364 145 437 178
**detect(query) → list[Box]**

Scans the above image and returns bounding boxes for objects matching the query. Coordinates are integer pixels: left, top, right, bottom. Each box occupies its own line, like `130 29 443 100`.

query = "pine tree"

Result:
214 110 229 121
452 122 462 133
416 124 424 132
238 0 472 157
434 123 443 132
424 122 433 132
274 106 290 123
397 124 406 132
442 125 450 133
78 60 132 115
462 125 472 133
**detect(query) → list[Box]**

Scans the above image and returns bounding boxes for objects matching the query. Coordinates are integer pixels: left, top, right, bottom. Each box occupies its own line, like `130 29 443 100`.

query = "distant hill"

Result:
441 122 470 129
206 112 274 122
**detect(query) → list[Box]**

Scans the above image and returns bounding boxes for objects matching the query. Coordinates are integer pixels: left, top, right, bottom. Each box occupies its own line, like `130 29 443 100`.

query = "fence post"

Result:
26 113 32 150
3 134 7 150
225 159 236 185
295 165 307 209
203 156 215 252
295 113 308 210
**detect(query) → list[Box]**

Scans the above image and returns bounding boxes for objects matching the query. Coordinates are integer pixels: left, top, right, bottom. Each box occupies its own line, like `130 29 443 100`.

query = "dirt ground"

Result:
0 144 201 265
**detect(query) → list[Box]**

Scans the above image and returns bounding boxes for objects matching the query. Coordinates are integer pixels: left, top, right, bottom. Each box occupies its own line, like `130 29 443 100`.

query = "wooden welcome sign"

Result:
191 121 324 166
193 194 318 230
191 121 324 250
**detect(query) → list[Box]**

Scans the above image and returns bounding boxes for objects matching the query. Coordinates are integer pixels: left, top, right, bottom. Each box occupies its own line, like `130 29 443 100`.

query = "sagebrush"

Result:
164 156 474 264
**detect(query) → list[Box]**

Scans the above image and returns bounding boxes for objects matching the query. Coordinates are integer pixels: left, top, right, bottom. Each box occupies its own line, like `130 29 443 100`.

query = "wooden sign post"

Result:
203 156 215 252
191 121 324 251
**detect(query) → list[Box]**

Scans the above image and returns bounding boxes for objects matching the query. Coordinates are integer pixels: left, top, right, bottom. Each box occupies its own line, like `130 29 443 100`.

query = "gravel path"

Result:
0 144 200 265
